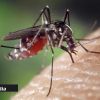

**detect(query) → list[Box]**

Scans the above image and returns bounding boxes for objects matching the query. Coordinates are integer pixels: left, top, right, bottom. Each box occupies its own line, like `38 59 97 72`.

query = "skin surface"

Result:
11 29 100 100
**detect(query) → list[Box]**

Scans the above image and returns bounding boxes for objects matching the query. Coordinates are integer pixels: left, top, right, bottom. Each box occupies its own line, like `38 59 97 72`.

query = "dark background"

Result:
0 0 100 99
1 0 100 26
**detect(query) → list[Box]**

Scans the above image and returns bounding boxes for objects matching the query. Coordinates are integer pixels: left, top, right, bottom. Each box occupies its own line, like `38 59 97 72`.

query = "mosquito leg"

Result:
28 25 44 49
60 45 74 63
46 41 54 97
45 5 51 23
42 13 48 25
63 9 70 26
58 30 66 47
78 41 100 54
33 7 46 26
45 32 54 96
33 5 51 26
76 35 100 41
0 45 19 49
31 6 52 47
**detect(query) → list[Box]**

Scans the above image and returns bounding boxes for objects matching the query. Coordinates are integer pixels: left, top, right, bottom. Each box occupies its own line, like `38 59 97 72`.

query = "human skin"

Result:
11 29 100 100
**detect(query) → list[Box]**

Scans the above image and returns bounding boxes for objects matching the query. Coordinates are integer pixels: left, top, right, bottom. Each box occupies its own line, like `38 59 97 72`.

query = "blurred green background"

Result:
0 0 100 100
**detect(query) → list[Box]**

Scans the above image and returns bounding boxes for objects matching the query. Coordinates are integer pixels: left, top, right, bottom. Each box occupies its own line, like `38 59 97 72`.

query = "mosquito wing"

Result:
4 25 42 40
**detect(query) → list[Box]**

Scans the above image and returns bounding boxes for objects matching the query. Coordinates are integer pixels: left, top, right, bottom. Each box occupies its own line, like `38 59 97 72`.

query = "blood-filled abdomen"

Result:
8 36 47 60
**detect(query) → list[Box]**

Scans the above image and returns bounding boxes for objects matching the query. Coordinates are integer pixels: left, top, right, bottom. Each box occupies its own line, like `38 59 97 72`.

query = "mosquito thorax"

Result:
54 21 65 27
54 21 71 33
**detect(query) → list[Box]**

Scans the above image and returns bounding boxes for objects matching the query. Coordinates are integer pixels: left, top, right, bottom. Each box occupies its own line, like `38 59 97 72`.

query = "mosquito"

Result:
0 5 100 96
